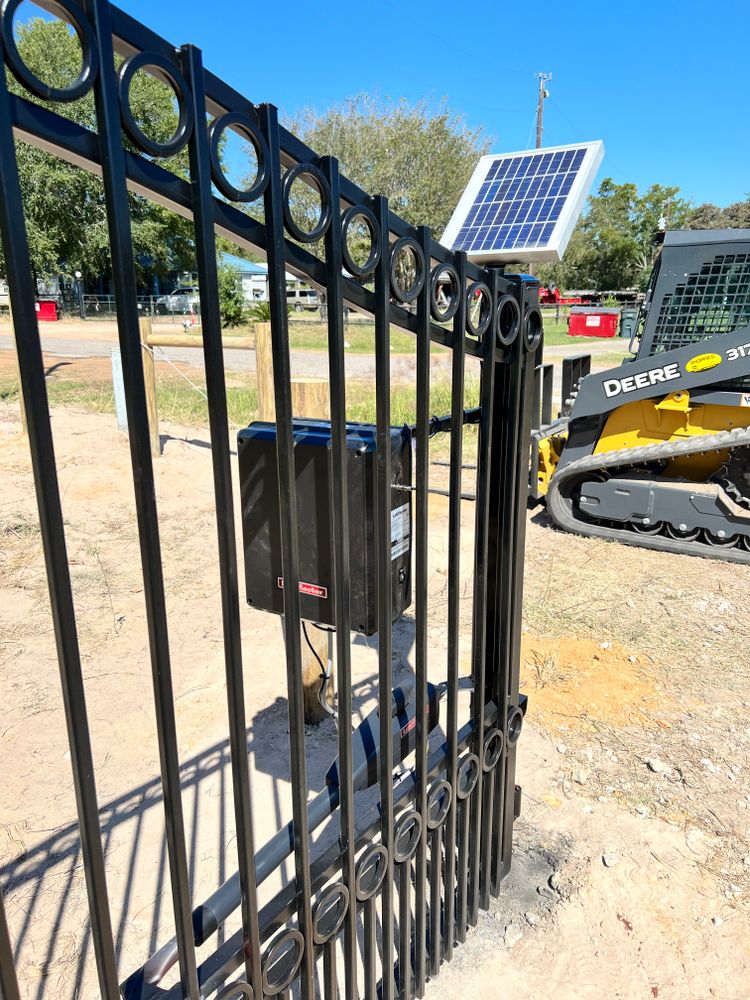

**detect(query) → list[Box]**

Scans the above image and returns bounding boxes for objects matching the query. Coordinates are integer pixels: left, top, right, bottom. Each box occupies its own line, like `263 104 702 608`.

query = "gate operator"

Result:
238 419 412 635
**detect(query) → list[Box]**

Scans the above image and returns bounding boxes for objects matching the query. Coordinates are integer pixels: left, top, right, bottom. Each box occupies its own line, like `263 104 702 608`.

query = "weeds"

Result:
528 649 565 689
1 512 39 538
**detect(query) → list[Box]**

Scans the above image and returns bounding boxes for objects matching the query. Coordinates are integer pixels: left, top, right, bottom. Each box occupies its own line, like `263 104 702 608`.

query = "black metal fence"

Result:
0 1 540 997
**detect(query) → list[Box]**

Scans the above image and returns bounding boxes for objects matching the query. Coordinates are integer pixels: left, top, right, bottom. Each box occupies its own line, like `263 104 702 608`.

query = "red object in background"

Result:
568 308 619 338
35 299 58 321
538 286 561 305
539 286 584 306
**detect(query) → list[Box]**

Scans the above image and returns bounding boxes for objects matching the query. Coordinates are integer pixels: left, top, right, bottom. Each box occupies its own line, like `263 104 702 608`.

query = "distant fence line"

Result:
0 294 378 323
0 297 580 325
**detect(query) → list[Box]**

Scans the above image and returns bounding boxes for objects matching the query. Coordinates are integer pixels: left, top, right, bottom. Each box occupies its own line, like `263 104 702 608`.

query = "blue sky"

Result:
35 0 750 207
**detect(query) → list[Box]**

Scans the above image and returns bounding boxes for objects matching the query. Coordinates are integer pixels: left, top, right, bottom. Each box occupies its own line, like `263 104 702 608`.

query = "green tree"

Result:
686 198 750 229
539 179 690 291
216 261 247 327
1 16 194 284
286 95 489 240
722 200 750 228
685 202 725 229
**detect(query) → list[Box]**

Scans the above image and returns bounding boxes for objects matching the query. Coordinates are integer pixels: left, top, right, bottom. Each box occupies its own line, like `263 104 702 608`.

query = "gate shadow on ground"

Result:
158 433 238 457
0 653 431 1000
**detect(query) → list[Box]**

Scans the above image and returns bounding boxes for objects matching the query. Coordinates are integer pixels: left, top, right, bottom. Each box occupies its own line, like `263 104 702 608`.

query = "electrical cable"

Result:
301 621 337 722
302 620 326 676
546 96 637 186
408 406 481 439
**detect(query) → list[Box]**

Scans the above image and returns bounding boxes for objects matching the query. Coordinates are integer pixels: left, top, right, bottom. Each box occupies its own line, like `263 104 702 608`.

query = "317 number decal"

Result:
726 343 750 361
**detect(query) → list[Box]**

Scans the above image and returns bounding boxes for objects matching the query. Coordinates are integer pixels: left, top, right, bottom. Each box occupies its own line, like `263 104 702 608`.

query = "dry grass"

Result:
0 371 480 440
0 511 41 583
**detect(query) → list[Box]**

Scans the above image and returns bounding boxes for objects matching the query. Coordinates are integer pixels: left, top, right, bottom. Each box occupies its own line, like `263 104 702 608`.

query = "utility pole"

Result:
528 73 552 278
535 72 552 148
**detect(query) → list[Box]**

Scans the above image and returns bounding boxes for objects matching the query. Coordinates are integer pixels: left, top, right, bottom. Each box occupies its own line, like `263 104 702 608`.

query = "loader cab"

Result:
635 229 750 389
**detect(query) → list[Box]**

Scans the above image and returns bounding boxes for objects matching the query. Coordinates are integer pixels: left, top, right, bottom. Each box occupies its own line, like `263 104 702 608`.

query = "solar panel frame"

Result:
442 140 604 264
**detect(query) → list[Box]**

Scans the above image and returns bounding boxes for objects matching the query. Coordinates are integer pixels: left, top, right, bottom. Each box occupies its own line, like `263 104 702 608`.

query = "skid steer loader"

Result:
531 228 750 563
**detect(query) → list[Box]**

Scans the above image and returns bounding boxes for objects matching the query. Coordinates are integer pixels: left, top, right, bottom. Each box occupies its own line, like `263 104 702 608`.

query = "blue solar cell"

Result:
449 142 601 258
448 145 597 255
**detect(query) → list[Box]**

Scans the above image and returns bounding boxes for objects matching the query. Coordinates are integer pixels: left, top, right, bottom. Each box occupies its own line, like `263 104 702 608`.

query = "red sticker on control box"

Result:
277 577 328 599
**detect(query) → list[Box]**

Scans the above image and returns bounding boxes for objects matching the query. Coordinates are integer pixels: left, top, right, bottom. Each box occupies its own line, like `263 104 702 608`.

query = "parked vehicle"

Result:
285 286 319 311
155 285 199 314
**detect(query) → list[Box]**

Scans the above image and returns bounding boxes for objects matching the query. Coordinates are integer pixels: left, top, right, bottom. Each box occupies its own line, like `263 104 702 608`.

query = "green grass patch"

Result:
287 319 611 353
0 373 477 435
541 317 630 351
187 317 610 352
185 321 435 355
286 322 432 355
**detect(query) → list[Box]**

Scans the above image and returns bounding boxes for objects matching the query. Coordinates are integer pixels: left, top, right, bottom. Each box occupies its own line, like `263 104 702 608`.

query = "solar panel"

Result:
442 140 604 264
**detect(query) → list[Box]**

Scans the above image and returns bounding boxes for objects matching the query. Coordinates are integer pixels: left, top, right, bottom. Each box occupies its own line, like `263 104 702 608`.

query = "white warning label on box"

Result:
391 503 411 561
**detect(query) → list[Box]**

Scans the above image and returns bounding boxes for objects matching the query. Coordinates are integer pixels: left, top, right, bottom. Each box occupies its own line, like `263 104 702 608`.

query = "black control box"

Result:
238 420 412 635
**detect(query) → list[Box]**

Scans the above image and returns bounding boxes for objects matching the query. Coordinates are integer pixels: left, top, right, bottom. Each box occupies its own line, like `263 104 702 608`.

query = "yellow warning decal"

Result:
686 352 722 373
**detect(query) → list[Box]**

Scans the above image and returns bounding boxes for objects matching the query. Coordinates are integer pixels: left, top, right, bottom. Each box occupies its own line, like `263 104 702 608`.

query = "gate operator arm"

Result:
133 679 443 990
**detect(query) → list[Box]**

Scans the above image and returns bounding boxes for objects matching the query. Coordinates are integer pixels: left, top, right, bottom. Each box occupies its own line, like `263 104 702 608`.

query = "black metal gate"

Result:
0 2 540 997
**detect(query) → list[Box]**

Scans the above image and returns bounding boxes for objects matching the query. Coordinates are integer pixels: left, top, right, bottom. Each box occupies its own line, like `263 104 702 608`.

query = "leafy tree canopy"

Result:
685 199 750 230
2 16 194 283
7 21 750 302
538 179 691 291
287 95 489 240
539 178 750 291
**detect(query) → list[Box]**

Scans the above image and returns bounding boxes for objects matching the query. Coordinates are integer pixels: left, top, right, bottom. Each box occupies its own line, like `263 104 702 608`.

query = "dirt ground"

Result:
1 385 749 1000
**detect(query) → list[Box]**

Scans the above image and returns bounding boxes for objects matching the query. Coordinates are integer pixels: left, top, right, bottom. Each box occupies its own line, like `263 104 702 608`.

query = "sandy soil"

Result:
1 394 749 1000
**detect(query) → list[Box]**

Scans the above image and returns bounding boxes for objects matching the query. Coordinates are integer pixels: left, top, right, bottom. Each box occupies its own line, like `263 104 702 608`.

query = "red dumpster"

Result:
568 307 619 338
35 299 59 321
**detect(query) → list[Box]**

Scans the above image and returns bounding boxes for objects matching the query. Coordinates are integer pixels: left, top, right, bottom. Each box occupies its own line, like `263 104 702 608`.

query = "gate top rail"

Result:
9 0 507 360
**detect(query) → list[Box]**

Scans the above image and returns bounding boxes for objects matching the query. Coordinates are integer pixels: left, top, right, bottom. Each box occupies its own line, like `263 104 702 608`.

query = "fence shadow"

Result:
0 645 424 1000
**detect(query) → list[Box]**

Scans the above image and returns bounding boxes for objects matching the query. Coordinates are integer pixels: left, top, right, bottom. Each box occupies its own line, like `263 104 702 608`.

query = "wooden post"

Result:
254 321 275 422
290 376 330 420
9 301 27 435
139 317 160 456
145 333 254 350
291 374 332 724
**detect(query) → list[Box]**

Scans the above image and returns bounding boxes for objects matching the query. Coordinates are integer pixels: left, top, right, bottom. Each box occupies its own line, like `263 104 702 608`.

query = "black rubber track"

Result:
547 425 750 564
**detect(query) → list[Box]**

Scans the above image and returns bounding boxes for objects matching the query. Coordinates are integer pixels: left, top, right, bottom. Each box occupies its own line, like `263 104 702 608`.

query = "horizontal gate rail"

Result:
0 2 539 998
7 4 492 358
